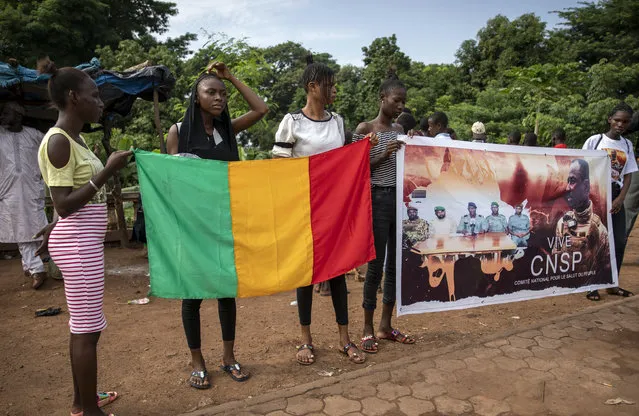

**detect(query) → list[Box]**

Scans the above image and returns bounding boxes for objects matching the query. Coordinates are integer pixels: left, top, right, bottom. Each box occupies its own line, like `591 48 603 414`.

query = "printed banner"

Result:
397 138 618 315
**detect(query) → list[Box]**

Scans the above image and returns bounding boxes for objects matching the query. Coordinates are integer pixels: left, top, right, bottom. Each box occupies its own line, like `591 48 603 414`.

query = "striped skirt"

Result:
49 204 108 334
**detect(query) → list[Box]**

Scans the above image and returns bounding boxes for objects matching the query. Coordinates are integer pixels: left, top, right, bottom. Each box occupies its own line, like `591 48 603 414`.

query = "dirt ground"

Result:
1 234 639 416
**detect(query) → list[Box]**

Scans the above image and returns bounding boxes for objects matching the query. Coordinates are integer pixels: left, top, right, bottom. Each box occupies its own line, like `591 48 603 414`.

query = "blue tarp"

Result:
0 58 101 88
0 58 175 118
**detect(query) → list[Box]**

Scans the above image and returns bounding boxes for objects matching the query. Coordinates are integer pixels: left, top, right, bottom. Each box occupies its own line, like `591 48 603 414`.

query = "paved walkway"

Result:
186 297 639 416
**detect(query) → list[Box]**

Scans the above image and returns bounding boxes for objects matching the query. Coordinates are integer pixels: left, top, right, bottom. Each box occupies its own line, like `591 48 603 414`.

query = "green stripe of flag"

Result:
135 150 238 299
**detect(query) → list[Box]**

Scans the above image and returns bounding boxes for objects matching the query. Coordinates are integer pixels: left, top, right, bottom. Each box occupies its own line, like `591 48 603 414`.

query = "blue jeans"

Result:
363 186 396 310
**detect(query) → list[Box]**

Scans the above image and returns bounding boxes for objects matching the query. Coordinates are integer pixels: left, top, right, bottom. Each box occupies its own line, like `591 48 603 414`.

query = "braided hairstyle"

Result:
302 54 335 105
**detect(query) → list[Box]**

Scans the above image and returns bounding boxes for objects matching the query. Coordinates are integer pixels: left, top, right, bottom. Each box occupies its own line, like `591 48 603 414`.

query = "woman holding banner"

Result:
354 71 416 354
273 55 377 366
582 102 637 301
166 61 268 389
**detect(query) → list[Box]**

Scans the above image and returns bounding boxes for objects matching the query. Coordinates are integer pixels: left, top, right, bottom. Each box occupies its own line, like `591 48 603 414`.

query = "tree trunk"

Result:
153 89 166 154
102 118 128 248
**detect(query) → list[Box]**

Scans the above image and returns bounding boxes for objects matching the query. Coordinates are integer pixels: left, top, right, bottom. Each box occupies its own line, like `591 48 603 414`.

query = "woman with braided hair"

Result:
166 61 268 389
273 55 377 366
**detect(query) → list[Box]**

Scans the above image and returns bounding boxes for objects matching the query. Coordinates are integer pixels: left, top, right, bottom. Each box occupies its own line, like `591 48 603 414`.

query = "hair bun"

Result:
305 53 314 66
385 66 399 80
36 56 58 75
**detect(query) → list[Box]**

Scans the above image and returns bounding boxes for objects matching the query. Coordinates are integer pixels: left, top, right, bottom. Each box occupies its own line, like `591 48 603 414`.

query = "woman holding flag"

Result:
273 55 377 365
354 71 416 354
166 61 268 389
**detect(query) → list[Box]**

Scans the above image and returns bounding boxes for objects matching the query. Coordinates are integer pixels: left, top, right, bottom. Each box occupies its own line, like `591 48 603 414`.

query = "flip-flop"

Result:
378 329 416 344
360 335 379 353
97 391 118 408
586 290 601 301
342 342 365 364
296 344 315 366
220 363 250 382
607 287 634 297
70 390 118 415
189 369 212 389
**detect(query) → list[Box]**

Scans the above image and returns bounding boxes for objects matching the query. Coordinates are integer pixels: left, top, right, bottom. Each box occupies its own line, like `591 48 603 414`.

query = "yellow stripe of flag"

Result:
228 158 314 297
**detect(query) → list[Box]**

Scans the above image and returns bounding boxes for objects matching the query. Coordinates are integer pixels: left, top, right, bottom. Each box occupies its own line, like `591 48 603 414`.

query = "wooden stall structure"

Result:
0 58 175 249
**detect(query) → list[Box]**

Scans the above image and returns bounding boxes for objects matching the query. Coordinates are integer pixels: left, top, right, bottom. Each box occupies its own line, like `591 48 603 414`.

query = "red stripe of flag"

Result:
308 139 375 284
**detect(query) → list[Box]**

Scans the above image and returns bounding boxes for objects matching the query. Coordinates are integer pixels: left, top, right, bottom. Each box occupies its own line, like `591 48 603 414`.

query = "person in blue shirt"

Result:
484 202 508 233
507 204 531 247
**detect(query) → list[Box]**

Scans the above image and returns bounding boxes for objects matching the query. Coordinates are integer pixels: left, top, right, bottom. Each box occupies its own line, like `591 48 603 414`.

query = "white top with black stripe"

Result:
272 110 345 158
353 131 398 187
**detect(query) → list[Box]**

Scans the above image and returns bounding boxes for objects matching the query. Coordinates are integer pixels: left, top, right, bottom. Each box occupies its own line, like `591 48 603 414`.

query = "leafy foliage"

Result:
5 0 639 188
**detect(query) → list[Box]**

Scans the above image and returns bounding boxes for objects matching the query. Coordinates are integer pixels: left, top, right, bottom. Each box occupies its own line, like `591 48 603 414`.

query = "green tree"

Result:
553 0 639 67
359 35 411 119
456 14 549 87
0 0 177 65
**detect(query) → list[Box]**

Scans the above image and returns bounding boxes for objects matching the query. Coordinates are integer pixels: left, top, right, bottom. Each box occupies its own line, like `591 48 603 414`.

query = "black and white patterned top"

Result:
353 130 398 187
272 110 345 158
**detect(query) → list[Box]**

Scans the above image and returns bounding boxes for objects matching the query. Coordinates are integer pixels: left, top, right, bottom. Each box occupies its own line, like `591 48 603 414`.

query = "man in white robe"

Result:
0 102 48 289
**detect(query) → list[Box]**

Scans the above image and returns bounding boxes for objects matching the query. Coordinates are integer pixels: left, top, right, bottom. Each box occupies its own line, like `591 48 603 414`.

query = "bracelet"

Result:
88 179 100 192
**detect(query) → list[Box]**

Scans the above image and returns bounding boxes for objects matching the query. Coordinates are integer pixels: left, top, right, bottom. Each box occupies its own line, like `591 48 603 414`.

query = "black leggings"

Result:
182 298 236 349
297 275 348 326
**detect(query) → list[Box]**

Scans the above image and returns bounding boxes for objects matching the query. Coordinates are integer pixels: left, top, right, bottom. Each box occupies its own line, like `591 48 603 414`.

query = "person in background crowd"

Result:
0 102 49 289
166 61 268 389
507 130 522 145
447 128 458 140
273 55 374 366
354 71 416 354
582 102 637 300
419 117 430 136
523 132 538 146
428 112 452 140
623 111 639 237
552 128 568 148
396 109 417 134
36 57 131 416
471 121 487 143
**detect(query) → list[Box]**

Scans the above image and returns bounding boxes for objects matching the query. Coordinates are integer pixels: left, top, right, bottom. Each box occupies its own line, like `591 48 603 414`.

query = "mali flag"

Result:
135 140 375 299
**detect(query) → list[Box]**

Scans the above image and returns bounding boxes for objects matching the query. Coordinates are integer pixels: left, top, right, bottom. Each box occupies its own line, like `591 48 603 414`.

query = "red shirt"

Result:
554 143 568 148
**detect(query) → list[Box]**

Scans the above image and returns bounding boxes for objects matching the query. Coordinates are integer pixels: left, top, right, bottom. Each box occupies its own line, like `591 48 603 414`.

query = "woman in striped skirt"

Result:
36 57 131 416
